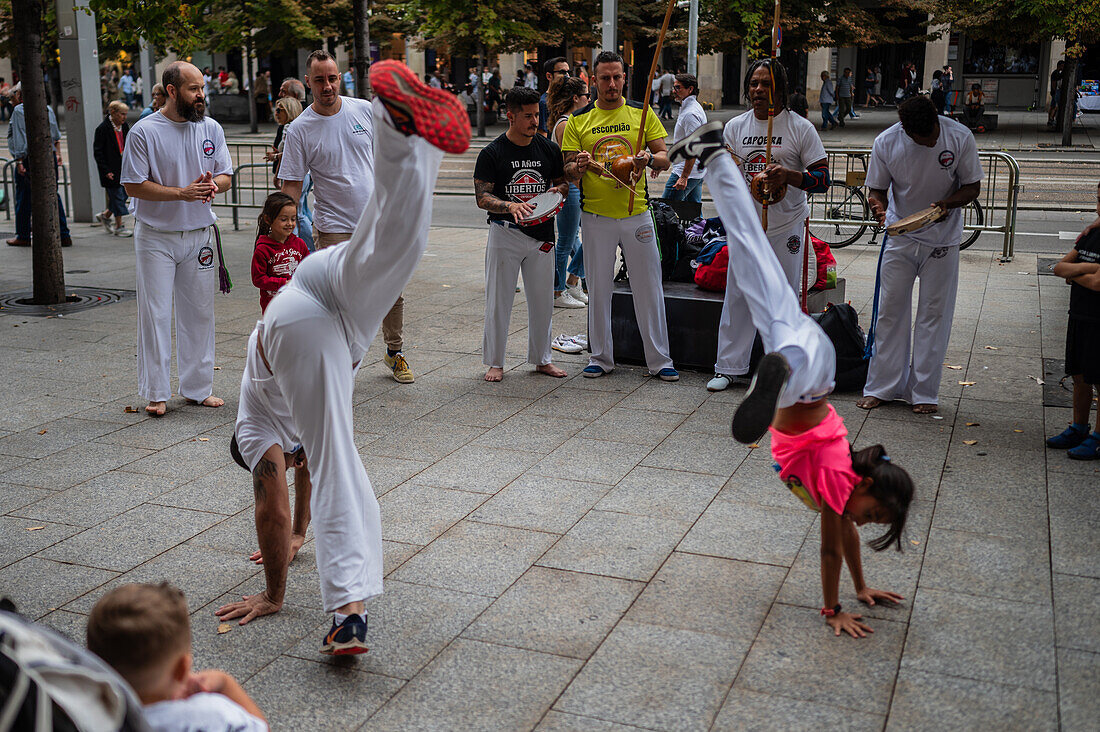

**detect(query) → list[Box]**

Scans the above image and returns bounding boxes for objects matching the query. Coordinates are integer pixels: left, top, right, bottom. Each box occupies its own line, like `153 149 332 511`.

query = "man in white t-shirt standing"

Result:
858 96 982 415
280 50 415 385
661 73 707 202
122 61 233 417
708 59 830 392
657 69 675 120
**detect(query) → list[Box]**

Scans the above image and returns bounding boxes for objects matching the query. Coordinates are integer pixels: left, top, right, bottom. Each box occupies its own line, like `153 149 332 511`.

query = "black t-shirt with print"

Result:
1070 228 1100 322
474 132 564 242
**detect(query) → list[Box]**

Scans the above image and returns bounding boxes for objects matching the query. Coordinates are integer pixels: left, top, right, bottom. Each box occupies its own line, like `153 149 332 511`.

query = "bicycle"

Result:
808 180 983 250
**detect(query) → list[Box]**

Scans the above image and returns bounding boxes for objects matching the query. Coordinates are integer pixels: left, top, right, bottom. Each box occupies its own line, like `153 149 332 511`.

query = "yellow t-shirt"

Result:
561 100 668 219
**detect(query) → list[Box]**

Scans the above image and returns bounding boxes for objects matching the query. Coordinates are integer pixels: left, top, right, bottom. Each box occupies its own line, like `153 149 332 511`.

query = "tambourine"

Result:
517 190 565 227
887 205 945 236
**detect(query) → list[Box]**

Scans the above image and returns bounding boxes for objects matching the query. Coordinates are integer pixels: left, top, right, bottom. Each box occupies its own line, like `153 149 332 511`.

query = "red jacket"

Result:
251 234 309 312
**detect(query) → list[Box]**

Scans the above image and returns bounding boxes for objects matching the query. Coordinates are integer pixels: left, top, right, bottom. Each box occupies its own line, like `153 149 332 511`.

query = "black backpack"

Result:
811 302 869 392
650 199 685 280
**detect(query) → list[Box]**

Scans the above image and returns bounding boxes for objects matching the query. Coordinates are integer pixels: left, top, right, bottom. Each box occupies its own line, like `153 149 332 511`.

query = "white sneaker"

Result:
96 211 114 234
707 374 732 392
571 333 588 349
566 284 588 304
114 225 133 237
554 291 585 309
551 334 583 354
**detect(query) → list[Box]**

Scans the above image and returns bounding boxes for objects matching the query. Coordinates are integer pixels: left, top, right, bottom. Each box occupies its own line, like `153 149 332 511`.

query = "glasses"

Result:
552 69 569 76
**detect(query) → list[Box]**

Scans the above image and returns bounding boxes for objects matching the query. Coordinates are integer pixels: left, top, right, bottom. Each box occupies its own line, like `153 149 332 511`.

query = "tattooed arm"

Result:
215 445 292 625
475 178 534 223
563 150 591 185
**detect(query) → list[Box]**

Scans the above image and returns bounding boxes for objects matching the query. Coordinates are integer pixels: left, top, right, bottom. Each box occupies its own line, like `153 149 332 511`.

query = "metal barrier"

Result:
219 161 276 230
808 147 1021 262
0 158 72 223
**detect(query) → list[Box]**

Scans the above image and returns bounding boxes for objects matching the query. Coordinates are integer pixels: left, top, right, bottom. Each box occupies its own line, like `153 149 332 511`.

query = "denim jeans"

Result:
295 172 315 251
662 175 704 203
554 183 584 291
820 102 837 128
15 164 70 240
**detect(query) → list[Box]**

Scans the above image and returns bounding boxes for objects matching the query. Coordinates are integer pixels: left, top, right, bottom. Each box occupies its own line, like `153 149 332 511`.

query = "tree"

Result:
395 0 547 136
12 0 64 304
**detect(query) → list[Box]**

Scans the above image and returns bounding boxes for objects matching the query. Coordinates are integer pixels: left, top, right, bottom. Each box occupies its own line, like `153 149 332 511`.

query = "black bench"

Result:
610 279 847 371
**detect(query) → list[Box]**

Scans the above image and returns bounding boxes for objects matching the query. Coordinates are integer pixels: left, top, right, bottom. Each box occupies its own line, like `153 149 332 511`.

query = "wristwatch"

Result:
645 151 656 169
820 604 842 618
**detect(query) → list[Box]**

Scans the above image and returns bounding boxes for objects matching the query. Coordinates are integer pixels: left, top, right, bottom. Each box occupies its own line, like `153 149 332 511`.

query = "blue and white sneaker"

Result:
320 613 369 655
652 368 679 382
582 365 608 378
1067 432 1100 461
1047 423 1090 450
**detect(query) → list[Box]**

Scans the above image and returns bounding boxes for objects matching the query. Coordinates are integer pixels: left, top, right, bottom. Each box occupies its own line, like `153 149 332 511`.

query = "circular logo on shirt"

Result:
742 150 768 184
592 135 633 165
938 150 955 168
197 246 214 268
202 139 215 157
505 169 546 203
787 235 801 253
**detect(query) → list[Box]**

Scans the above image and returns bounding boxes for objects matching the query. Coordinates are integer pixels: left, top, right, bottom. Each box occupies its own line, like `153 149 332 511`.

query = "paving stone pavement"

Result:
0 213 1096 731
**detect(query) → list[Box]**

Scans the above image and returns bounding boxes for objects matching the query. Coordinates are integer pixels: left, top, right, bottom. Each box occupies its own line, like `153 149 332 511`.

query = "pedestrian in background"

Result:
789 87 809 118
120 69 135 107
6 84 72 248
254 70 271 123
93 100 132 237
548 74 590 308
662 73 706 203
836 67 857 124
657 67 675 120
862 67 877 108
930 70 946 115
0 77 12 121
819 70 837 130
139 84 166 120
941 65 954 113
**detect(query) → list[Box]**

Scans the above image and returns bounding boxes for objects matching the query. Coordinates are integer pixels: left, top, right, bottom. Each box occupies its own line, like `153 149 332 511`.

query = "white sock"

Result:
334 612 348 624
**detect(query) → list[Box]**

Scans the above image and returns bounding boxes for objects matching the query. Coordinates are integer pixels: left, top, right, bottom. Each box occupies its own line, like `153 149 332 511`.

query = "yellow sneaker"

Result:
384 351 415 383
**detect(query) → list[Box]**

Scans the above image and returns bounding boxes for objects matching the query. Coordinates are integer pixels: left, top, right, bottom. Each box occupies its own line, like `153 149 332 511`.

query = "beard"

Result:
177 95 206 122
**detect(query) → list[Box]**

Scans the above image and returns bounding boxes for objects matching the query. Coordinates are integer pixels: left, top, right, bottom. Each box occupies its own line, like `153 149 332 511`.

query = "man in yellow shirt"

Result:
562 51 678 381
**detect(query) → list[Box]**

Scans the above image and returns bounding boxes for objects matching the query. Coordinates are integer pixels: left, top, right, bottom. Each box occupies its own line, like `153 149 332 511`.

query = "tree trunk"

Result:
245 38 257 134
353 0 370 99
476 44 486 137
14 0 65 304
1060 56 1078 147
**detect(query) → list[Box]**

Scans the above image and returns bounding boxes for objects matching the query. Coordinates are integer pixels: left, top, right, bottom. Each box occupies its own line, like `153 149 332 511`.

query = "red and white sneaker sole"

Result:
369 60 470 155
321 639 370 655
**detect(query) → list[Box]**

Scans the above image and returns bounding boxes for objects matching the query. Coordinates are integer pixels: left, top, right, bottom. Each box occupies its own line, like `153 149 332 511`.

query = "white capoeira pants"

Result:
582 210 673 373
483 222 554 369
704 153 835 407
134 222 216 403
260 104 442 613
714 215 811 376
863 239 959 406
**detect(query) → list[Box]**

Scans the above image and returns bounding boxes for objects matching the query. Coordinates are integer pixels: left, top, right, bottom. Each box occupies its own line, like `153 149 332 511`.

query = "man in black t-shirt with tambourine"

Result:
474 87 569 382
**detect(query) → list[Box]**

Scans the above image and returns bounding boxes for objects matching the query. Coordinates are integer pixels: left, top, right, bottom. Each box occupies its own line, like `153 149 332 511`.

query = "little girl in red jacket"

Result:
251 192 309 312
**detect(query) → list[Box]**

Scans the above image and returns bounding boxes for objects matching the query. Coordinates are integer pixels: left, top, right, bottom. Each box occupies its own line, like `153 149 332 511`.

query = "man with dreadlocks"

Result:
707 59 831 393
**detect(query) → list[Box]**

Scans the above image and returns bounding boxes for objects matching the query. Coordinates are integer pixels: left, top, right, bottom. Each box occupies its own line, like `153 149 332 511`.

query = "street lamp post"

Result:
56 0 102 223
687 0 698 76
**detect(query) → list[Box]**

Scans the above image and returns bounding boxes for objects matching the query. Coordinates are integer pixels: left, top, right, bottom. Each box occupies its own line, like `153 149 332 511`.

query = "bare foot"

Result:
912 403 938 414
145 401 167 417
856 396 883 410
484 367 504 382
187 395 225 408
536 363 568 378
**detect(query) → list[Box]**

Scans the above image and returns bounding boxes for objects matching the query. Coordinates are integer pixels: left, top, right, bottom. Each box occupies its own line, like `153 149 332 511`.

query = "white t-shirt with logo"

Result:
279 96 375 234
723 109 826 232
865 118 984 247
669 95 708 180
120 113 233 231
143 692 267 732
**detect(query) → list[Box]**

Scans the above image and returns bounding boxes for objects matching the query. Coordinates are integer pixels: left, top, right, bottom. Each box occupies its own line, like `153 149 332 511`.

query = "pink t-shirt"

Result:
769 403 859 515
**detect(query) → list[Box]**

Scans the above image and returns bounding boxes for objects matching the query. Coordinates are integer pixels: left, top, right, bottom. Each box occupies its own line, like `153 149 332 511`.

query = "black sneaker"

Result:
668 120 725 168
731 352 790 444
320 613 369 655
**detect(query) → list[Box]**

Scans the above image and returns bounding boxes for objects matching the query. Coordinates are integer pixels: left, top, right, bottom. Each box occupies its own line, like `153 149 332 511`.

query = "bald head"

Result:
162 61 206 123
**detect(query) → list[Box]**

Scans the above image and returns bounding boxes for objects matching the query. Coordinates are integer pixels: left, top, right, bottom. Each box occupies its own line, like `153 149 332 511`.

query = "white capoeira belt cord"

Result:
863 233 889 359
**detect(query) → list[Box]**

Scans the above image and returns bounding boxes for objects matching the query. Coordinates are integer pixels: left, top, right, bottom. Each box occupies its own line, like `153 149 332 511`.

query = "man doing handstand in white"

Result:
257 61 469 654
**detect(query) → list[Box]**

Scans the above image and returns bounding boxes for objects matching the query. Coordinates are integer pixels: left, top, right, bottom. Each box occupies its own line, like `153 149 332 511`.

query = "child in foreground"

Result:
251 192 309 313
670 123 915 637
87 583 268 731
1047 179 1100 460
